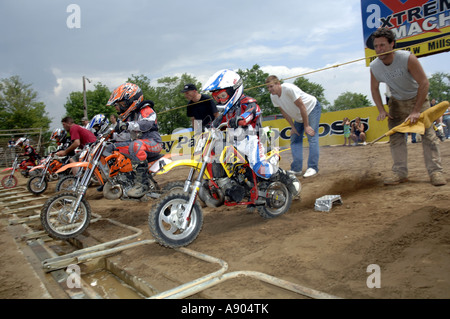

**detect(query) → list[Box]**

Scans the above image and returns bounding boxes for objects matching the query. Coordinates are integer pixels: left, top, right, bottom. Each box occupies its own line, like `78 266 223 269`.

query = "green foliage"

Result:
293 76 330 109
328 91 371 112
63 82 112 124
147 73 195 135
428 72 450 103
0 75 51 130
237 64 275 115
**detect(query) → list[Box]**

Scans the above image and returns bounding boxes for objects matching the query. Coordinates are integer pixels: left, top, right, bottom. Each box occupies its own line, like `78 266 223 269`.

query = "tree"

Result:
63 82 112 123
293 76 330 109
149 73 195 135
329 91 371 112
0 75 51 130
428 72 450 103
237 64 275 115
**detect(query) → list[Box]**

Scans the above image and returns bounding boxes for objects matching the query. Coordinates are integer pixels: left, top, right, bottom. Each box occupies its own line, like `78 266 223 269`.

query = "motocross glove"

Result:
114 121 128 133
212 116 223 128
228 116 244 129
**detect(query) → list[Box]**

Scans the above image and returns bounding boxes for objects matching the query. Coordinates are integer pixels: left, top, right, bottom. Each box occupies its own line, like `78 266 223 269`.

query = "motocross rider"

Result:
106 83 163 198
50 128 74 157
203 69 300 196
87 114 110 137
15 137 40 161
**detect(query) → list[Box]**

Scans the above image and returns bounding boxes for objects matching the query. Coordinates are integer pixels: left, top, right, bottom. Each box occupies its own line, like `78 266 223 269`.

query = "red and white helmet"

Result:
50 128 67 144
15 137 29 147
107 83 143 119
202 69 243 115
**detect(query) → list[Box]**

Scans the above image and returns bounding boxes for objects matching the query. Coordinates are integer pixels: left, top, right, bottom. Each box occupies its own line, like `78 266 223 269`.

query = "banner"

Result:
361 0 450 66
160 106 390 157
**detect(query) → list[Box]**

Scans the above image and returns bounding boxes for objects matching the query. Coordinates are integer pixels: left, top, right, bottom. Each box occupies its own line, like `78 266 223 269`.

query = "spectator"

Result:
110 114 118 125
443 104 450 140
342 117 351 146
266 75 322 178
369 27 446 186
81 116 90 128
181 83 219 131
350 117 367 145
57 116 97 174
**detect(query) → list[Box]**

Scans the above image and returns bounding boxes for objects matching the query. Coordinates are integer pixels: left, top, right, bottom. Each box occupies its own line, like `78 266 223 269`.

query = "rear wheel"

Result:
257 182 292 219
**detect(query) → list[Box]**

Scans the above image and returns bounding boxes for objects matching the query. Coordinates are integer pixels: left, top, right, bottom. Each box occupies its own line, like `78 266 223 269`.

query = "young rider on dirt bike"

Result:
51 128 73 155
203 69 300 196
15 137 41 176
106 82 163 198
87 114 110 137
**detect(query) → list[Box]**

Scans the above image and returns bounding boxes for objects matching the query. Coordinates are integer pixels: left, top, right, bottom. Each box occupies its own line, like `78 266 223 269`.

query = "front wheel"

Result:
27 175 48 195
148 191 203 248
1 175 18 188
40 191 91 240
56 175 78 192
257 182 292 219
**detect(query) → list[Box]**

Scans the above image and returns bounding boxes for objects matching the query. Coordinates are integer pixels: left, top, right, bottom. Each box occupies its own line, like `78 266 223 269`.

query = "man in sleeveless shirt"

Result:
370 27 446 186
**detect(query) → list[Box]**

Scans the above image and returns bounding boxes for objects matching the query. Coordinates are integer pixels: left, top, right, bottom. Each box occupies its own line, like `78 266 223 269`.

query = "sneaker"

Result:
430 172 447 186
303 168 317 178
363 142 367 146
383 173 409 185
288 170 303 176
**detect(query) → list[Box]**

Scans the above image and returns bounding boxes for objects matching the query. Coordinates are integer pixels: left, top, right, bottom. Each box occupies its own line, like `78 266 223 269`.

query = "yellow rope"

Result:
159 36 450 115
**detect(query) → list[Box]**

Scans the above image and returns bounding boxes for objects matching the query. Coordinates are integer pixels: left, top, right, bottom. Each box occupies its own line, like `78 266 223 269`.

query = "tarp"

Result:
370 101 449 144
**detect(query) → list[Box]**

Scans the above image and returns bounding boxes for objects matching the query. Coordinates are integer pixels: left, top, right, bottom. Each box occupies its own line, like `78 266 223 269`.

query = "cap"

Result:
81 117 89 121
181 83 197 93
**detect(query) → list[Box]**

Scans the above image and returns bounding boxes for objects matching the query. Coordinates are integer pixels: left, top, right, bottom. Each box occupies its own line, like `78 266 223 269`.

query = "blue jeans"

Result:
443 115 450 138
290 101 322 172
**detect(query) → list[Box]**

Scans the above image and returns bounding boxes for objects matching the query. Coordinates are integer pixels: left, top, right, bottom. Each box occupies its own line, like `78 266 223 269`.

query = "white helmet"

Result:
202 69 243 115
88 114 109 133
15 137 29 147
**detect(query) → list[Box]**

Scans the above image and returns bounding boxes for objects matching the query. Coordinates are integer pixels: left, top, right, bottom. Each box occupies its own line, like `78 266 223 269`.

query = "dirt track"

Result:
1 139 449 299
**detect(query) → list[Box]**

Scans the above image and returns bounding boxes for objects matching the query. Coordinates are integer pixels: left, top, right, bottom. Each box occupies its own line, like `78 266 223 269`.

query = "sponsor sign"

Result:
361 0 450 66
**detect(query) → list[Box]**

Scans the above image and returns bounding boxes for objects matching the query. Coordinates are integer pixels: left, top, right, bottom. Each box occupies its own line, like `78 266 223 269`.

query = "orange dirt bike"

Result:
26 153 70 195
148 122 299 248
1 154 39 188
40 127 175 240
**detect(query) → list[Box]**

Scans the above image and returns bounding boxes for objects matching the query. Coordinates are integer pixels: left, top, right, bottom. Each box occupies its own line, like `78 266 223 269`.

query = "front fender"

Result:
156 159 211 179
30 165 45 172
55 162 89 174
2 167 13 172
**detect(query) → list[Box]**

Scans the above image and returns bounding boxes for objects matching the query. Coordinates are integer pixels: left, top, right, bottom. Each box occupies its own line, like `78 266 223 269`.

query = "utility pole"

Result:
82 76 91 119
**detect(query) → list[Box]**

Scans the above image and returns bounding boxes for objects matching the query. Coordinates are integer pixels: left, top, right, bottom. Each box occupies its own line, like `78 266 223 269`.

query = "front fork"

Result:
179 162 209 230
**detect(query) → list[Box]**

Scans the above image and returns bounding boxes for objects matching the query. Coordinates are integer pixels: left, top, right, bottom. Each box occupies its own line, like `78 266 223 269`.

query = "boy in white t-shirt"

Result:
266 75 322 178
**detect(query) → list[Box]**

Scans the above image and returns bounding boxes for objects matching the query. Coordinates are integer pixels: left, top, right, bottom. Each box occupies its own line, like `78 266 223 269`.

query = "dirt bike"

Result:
1 154 38 188
148 122 298 248
26 153 70 195
40 127 175 240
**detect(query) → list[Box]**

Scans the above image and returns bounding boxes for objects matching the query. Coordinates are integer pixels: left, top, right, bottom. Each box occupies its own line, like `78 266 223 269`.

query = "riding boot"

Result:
128 161 150 198
272 168 301 197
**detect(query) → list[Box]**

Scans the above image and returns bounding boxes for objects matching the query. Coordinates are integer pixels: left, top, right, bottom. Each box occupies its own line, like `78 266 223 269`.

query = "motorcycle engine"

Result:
216 177 245 202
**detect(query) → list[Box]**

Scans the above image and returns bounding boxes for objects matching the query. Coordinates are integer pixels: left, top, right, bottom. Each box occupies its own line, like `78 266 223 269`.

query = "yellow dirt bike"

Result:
148 122 299 248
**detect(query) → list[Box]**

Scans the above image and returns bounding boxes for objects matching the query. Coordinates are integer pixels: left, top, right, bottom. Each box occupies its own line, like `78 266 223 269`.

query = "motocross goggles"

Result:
212 89 230 105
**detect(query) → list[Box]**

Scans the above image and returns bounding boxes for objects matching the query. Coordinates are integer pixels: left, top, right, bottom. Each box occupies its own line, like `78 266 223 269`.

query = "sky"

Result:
1 0 449 131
